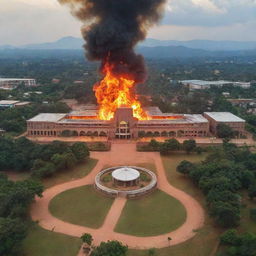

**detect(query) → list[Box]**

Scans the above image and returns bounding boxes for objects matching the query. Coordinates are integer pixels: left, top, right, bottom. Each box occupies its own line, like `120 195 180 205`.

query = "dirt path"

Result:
30 143 204 249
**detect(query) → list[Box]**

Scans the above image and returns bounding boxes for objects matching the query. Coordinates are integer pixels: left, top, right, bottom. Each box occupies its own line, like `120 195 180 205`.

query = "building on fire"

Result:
26 106 246 139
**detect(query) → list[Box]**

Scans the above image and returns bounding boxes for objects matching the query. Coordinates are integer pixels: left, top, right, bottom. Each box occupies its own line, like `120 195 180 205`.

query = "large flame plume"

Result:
94 62 148 120
58 0 167 120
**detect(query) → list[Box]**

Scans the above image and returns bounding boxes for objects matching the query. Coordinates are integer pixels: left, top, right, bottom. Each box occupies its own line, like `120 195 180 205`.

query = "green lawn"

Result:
115 189 186 237
135 162 157 173
128 152 221 256
43 158 98 188
22 224 81 256
49 185 114 228
239 191 256 233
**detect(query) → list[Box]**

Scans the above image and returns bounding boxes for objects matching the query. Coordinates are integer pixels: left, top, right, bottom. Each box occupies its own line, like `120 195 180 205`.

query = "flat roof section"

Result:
204 112 245 123
138 114 208 124
28 113 67 122
0 78 35 81
0 100 20 105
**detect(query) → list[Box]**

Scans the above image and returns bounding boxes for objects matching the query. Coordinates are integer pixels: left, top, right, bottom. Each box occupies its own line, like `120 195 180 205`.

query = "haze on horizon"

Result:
1 0 256 45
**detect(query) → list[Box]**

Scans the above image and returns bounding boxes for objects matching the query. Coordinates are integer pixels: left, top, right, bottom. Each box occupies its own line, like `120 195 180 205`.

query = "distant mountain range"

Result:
1 36 256 59
1 36 256 51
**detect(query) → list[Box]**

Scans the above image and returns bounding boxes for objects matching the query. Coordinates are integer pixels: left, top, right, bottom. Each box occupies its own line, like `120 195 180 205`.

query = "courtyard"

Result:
30 142 214 255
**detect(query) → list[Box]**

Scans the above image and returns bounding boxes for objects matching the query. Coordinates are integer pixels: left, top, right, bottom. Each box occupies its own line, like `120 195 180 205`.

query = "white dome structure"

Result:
112 167 140 187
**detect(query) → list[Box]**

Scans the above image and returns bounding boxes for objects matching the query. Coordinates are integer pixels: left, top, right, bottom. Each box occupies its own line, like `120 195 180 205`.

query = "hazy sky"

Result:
1 0 256 45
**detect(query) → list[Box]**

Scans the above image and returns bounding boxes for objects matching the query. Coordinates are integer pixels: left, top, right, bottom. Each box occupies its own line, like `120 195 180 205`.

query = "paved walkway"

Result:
30 143 204 249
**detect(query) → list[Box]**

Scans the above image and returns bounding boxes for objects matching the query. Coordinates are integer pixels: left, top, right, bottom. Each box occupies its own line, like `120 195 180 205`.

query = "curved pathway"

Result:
30 143 204 249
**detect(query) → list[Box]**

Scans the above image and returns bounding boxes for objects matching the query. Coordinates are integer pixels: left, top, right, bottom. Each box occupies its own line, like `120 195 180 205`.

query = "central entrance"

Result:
115 121 131 139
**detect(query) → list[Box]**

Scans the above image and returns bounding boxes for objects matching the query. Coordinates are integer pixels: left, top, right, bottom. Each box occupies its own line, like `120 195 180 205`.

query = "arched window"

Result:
99 131 107 137
87 131 93 136
161 131 168 137
93 131 99 137
80 131 86 136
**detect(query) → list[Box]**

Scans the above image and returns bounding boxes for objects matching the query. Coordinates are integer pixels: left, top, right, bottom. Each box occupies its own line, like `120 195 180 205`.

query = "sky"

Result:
1 0 256 45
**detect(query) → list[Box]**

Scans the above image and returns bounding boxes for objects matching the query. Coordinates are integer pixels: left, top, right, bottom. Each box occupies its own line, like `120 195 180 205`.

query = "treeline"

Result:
0 137 90 178
138 139 203 154
218 229 256 256
0 174 43 255
0 102 70 134
177 142 256 228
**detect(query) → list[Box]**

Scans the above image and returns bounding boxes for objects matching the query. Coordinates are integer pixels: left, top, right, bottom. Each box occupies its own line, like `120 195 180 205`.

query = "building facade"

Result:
0 78 37 90
26 107 245 139
181 80 251 90
204 112 246 137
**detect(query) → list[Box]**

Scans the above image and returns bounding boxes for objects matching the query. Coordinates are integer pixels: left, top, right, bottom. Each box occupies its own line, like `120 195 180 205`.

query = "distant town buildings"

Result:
227 98 256 114
0 78 37 90
52 79 60 84
181 80 251 90
0 129 6 136
0 100 31 109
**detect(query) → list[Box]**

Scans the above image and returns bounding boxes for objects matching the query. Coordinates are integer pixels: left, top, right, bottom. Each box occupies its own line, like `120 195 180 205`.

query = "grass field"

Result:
49 185 114 228
22 224 81 256
239 191 256 233
128 152 221 256
43 158 98 188
115 189 186 236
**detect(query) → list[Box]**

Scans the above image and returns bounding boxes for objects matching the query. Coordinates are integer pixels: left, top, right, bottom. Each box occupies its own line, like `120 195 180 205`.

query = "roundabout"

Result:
30 143 205 249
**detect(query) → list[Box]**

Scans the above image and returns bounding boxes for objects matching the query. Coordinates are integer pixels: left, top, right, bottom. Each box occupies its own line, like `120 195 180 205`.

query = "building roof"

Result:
138 114 208 125
0 100 19 105
112 167 140 182
69 110 98 117
0 78 35 81
15 101 31 106
181 80 233 87
28 113 66 122
204 112 245 123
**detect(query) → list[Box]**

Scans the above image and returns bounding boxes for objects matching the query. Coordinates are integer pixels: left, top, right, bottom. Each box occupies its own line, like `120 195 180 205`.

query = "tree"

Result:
81 233 93 246
62 152 77 169
148 248 156 256
71 142 90 162
91 241 128 256
220 229 239 245
250 208 256 222
32 161 56 178
160 139 180 155
248 183 256 200
51 154 67 170
183 139 196 154
177 160 194 175
216 123 235 139
149 139 160 151
220 231 256 256
0 217 27 255
210 201 240 228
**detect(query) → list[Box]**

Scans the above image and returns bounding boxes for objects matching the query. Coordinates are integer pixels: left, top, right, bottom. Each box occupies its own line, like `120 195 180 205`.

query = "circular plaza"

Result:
95 166 157 198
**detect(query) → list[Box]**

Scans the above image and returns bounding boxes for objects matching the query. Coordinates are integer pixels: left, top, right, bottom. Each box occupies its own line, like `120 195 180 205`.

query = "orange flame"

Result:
93 62 148 120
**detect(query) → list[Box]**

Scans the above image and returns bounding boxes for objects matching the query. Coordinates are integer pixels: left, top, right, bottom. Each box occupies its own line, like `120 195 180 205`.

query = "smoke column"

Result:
58 0 166 82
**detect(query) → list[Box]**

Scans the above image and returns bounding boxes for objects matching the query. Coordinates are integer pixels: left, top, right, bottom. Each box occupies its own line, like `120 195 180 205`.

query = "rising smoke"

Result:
58 0 166 82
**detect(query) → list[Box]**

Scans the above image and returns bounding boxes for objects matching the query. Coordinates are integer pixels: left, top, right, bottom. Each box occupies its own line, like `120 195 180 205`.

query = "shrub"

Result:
250 208 256 221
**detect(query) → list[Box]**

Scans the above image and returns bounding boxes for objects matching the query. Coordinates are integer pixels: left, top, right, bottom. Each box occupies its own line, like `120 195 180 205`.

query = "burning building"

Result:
26 107 246 139
26 1 246 140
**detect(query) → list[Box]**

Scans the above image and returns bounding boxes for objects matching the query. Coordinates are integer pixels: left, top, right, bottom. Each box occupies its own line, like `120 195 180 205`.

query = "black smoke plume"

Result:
59 0 166 82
